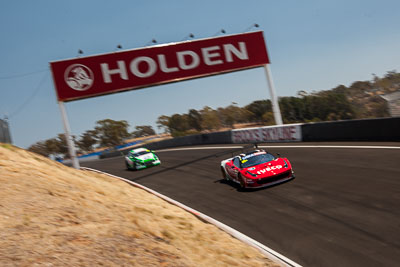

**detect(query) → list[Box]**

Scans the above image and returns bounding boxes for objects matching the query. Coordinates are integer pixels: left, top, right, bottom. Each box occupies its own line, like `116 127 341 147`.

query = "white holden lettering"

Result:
158 54 179 73
101 61 128 83
224 42 249 62
100 41 249 83
130 56 157 78
177 50 200 70
202 46 223 66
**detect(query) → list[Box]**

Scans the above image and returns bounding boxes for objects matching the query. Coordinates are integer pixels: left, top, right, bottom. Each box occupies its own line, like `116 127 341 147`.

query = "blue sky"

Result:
1 0 399 148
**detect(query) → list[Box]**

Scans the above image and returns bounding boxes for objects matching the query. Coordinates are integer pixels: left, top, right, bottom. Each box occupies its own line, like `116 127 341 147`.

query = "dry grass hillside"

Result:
0 143 281 267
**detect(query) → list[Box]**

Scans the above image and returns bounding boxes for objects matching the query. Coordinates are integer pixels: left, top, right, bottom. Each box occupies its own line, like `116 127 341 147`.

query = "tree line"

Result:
28 70 399 158
28 119 156 158
156 92 354 137
157 70 399 136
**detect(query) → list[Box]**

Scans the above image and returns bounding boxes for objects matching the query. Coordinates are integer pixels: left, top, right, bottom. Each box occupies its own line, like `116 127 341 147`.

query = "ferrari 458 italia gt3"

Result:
221 149 295 189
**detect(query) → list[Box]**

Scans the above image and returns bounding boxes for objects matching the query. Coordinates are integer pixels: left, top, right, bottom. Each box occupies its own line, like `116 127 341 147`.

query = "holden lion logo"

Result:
64 64 94 91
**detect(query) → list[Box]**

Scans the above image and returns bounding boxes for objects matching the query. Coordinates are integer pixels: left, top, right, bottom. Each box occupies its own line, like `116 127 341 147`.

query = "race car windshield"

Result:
241 153 275 168
132 151 150 157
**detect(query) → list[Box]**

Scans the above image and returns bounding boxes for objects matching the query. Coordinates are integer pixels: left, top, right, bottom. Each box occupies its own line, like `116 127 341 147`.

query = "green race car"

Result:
125 147 161 170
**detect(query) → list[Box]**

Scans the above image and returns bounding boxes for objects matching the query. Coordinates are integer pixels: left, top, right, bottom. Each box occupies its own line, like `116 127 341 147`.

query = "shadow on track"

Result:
126 145 254 183
214 177 295 192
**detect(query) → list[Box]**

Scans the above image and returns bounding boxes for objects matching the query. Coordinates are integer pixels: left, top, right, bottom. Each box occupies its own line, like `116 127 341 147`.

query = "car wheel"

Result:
238 173 246 190
221 167 229 181
126 161 131 170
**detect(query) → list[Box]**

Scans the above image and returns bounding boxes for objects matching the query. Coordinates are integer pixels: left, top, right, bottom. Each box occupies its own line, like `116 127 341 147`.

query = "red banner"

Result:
50 31 270 102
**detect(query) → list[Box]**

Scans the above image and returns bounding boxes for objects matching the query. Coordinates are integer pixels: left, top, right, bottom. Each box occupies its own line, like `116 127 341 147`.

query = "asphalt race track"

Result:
81 142 400 267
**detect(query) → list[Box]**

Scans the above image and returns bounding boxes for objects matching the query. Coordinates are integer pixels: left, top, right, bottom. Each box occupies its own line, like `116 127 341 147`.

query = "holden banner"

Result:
50 31 270 102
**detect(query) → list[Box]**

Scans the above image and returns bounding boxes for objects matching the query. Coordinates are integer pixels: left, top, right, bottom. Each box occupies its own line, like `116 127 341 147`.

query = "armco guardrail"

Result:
99 117 400 159
0 119 12 144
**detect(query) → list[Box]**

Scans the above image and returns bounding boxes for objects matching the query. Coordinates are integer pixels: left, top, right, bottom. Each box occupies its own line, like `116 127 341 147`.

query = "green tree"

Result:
279 97 296 123
156 115 170 133
28 133 73 158
245 100 272 122
217 107 235 128
53 134 69 156
94 119 130 147
168 114 190 136
382 70 400 87
200 106 221 131
44 138 59 155
28 141 49 157
217 104 251 128
77 130 98 153
132 125 156 138
279 97 305 123
187 109 202 131
261 112 275 125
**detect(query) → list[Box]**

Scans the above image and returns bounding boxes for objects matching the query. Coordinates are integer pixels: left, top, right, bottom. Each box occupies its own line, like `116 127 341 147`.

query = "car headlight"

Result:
283 160 288 168
246 171 257 177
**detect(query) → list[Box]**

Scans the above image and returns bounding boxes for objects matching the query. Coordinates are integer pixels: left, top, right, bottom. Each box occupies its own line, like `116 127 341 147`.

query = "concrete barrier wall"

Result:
302 117 400 142
0 119 12 144
146 131 232 150
99 117 400 159
100 131 232 158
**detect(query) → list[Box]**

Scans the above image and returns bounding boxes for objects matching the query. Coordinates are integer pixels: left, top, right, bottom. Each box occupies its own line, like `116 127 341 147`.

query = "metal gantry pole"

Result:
58 101 80 169
264 64 283 125
4 118 12 144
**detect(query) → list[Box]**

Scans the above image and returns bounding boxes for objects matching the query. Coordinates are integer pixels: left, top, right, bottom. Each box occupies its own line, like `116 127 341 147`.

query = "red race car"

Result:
220 149 295 189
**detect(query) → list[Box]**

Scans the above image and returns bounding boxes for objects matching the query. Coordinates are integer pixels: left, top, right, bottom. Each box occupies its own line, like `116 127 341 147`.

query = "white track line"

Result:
156 145 400 152
258 145 400 149
157 146 243 152
81 167 302 267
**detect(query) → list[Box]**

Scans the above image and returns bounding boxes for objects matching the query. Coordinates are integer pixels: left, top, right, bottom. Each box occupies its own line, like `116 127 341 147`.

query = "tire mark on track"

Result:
127 146 252 182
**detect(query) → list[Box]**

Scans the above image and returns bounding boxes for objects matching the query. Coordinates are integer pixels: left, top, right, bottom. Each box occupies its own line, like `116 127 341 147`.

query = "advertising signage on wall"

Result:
50 31 270 102
232 124 303 143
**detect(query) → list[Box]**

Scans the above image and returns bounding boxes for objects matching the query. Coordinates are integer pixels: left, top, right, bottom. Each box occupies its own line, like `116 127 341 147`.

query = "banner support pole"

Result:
58 101 80 169
264 64 283 125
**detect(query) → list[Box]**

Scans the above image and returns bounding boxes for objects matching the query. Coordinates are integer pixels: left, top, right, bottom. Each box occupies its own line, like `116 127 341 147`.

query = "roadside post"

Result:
58 101 80 169
264 64 283 125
